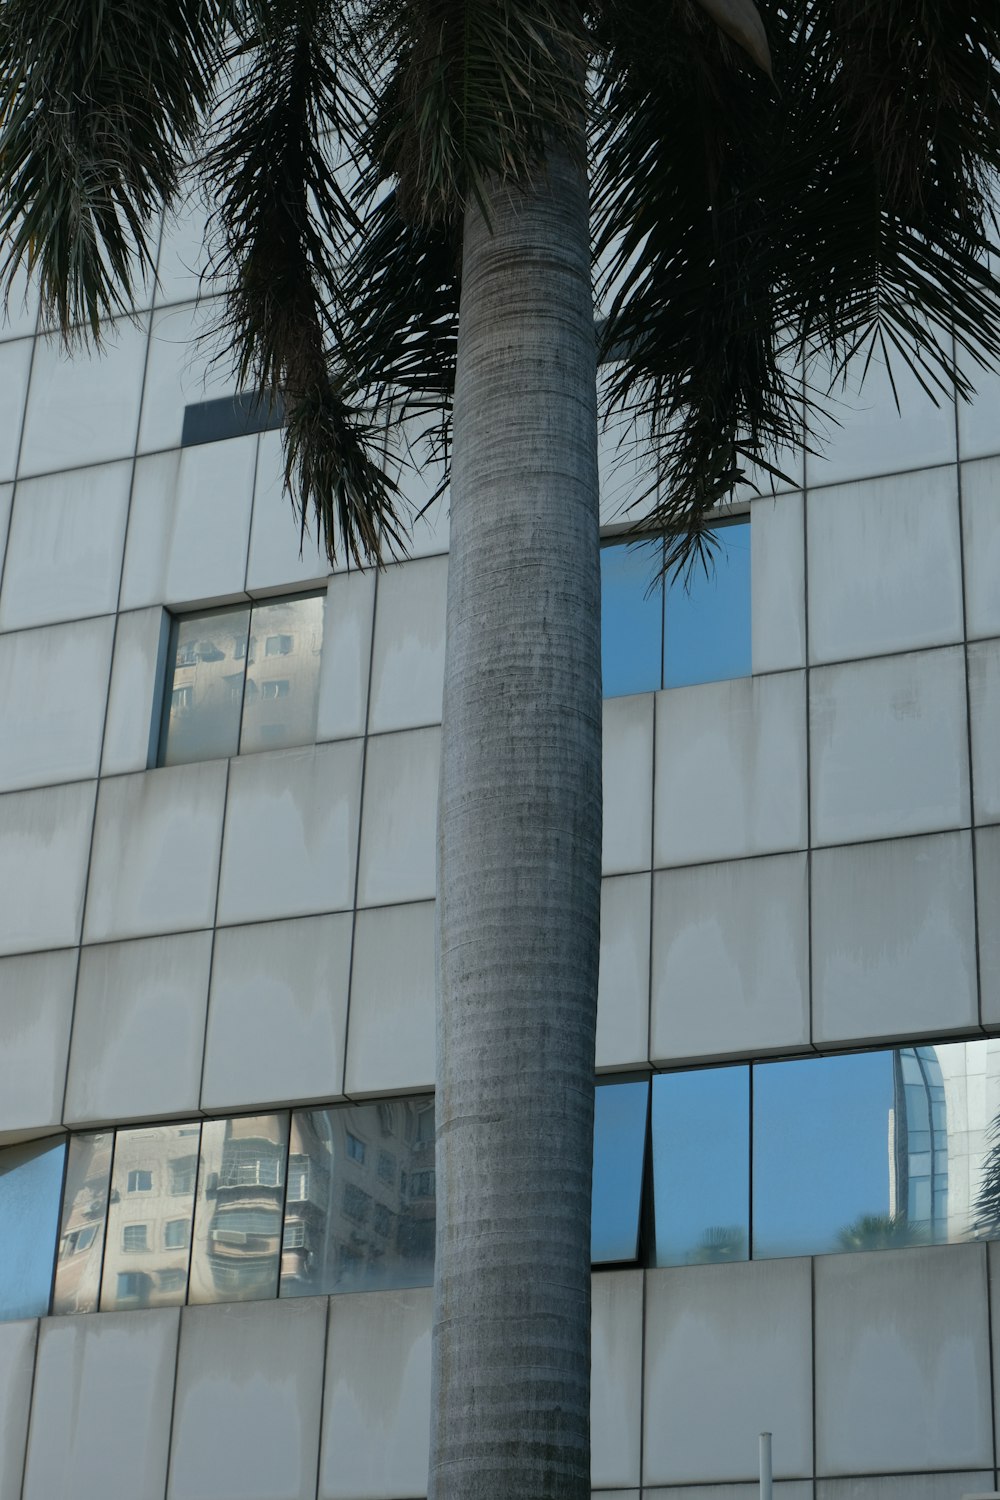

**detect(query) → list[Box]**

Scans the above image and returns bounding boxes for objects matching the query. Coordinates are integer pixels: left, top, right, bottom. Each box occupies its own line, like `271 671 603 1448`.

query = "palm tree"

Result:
3 4 1000 1497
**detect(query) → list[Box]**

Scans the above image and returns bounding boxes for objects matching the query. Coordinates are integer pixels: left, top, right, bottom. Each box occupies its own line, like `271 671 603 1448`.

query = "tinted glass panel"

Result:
664 519 751 688
100 1124 200 1309
600 538 663 697
754 1051 900 1258
240 594 325 755
0 1138 66 1320
652 1067 749 1266
280 1098 436 1297
592 1080 649 1263
161 607 250 765
52 1132 112 1314
189 1113 289 1304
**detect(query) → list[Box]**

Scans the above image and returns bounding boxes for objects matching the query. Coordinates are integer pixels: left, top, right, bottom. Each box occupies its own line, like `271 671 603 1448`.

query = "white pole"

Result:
759 1432 773 1500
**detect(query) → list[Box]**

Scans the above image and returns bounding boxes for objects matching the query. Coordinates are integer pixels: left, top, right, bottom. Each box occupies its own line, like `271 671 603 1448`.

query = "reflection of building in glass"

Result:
889 1047 949 1240
281 1098 435 1296
192 1115 286 1303
52 1133 113 1314
99 1125 200 1310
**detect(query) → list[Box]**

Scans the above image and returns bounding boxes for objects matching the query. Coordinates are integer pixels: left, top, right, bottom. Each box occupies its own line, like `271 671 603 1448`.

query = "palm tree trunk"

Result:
431 133 601 1500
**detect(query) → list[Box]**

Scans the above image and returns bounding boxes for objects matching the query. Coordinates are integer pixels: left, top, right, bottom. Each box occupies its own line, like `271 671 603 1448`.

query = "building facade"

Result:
0 195 999 1500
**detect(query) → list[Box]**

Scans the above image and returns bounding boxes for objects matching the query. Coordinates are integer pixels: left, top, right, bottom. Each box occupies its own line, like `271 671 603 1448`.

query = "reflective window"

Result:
160 591 324 765
280 1098 436 1298
189 1114 289 1305
652 1066 749 1267
592 1080 649 1263
600 538 663 697
754 1050 913 1258
100 1124 200 1310
53 1132 112 1315
0 1138 66 1320
663 521 751 688
600 521 750 698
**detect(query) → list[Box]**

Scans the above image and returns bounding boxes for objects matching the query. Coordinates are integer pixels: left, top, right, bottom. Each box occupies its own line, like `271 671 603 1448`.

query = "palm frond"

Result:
0 0 229 339
593 0 1000 577
364 0 590 228
203 0 405 567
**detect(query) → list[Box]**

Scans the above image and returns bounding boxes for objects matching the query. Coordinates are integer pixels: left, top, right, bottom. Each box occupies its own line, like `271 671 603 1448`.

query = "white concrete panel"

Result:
368 555 447 733
0 780 96 956
807 468 964 664
0 262 39 340
644 1259 813 1484
978 827 1000 1029
346 902 435 1096
970 640 1000 826
645 1486 812 1500
0 338 33 480
962 458 1000 639
812 832 977 1046
0 484 11 579
139 298 237 453
750 492 806 674
202 913 351 1110
102 607 171 775
598 395 656 527
0 949 76 1139
807 349 957 488
603 695 654 875
654 672 807 868
155 194 225 307
591 1271 642 1490
817 1478 996 1500
22 1308 179 1500
596 873 650 1071
84 761 227 943
815 1244 992 1475
168 1298 327 1500
651 853 809 1065
386 419 450 557
120 450 182 609
810 647 970 846
217 741 362 925
0 460 132 628
19 318 148 475
0 616 114 791
0 1320 36 1500
66 931 212 1125
357 727 440 907
246 430 331 592
316 570 375 742
319 1287 431 1500
163 435 257 606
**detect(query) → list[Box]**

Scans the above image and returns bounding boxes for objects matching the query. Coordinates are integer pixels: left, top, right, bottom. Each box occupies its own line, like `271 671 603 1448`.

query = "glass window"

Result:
663 519 751 688
160 606 251 765
281 1098 436 1298
600 537 663 697
188 1114 289 1305
101 1124 200 1310
239 594 324 755
592 1079 649 1264
160 593 325 764
0 1138 66 1321
600 521 751 699
53 1132 112 1315
651 1066 750 1267
164 1218 190 1249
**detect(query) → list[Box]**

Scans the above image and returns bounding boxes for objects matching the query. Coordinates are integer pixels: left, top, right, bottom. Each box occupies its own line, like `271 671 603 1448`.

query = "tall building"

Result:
0 196 998 1500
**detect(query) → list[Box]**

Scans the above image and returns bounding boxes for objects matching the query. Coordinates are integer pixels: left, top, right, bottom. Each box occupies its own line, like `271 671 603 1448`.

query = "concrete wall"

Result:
0 199 999 1496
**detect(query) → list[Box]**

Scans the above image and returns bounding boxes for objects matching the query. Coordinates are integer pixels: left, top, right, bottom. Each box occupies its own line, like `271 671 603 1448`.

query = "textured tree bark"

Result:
431 134 601 1500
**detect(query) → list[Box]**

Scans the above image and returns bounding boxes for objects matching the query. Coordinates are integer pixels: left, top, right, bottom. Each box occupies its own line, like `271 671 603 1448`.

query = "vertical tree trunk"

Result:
431 134 601 1500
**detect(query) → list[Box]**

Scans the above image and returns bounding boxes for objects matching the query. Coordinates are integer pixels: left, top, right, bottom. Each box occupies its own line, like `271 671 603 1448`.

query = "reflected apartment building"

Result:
2 190 1000 1499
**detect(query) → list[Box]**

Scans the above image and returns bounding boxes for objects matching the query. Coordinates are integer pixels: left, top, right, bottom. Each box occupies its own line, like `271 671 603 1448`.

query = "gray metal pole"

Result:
759 1432 773 1500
